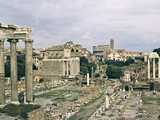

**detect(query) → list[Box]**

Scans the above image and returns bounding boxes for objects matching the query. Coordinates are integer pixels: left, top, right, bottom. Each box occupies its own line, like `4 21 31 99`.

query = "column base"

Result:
10 101 19 105
0 104 6 108
26 102 34 105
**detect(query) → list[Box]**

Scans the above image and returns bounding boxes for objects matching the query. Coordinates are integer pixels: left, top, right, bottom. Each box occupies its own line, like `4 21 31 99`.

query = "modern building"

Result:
110 39 114 50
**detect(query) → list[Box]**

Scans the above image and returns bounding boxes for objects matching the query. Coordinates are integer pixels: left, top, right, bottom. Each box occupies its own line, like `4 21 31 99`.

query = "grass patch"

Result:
142 96 160 105
69 94 105 120
0 104 41 119
37 89 81 102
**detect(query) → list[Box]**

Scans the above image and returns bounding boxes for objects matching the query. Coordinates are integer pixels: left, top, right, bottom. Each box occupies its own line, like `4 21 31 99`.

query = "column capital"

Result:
0 39 4 42
7 39 18 43
25 39 33 43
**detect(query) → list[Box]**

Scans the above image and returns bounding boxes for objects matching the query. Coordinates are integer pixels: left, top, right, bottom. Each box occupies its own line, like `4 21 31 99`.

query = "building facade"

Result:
42 57 80 80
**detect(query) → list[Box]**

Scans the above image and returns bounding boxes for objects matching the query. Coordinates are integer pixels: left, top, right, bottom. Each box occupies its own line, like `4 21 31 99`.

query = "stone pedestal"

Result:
105 95 110 109
25 39 33 103
10 39 18 102
0 40 5 104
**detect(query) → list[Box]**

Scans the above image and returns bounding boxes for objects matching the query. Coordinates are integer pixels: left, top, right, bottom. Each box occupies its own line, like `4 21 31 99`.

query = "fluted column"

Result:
158 58 160 78
25 39 33 103
10 39 18 102
153 58 156 79
147 58 150 80
0 40 5 104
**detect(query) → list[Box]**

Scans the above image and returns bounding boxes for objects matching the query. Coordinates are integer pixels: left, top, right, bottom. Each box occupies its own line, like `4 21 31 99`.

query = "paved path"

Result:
34 82 71 96
89 91 141 120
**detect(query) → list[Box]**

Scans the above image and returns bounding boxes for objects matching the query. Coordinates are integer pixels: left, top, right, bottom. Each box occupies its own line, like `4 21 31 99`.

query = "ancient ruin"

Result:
0 23 33 104
147 52 160 80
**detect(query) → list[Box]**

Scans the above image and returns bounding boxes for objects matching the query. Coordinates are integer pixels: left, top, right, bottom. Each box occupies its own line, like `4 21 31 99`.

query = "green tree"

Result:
153 48 160 56
106 65 123 79
125 57 135 65
5 54 31 80
80 57 96 76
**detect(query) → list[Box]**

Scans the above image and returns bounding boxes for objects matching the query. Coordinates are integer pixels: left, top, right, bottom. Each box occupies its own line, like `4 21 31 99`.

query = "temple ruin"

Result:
0 23 33 104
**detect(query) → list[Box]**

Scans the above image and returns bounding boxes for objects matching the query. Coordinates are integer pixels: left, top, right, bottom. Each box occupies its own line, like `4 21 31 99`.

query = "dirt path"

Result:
69 94 105 120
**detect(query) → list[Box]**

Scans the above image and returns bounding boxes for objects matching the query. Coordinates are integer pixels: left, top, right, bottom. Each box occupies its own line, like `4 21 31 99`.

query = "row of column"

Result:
63 59 80 76
0 39 33 105
147 58 160 80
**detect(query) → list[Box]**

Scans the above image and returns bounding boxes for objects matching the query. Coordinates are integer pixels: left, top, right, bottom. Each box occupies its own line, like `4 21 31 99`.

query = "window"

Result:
71 49 74 52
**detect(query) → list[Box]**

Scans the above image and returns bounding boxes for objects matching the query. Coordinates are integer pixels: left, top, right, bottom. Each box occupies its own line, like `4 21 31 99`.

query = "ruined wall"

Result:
42 58 80 81
42 59 63 76
28 108 45 120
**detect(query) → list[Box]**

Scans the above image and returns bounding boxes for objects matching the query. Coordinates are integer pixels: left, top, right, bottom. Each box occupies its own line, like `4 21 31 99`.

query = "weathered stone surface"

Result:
0 23 33 104
10 39 18 102
25 40 33 103
0 40 5 104
42 57 80 82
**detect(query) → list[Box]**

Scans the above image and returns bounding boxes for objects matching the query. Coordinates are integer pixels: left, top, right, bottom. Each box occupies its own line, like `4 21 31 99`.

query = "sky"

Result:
0 0 160 52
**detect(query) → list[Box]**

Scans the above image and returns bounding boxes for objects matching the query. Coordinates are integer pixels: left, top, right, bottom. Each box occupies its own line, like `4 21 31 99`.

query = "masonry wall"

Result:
42 58 80 81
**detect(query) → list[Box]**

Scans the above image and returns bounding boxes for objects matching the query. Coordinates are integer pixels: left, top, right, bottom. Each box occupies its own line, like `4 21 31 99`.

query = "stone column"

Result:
68 61 70 75
147 58 150 80
158 58 160 78
74 60 78 76
66 61 69 76
70 59 73 76
25 39 33 103
153 58 156 79
87 73 90 86
10 39 18 102
76 57 80 75
0 40 5 104
63 61 65 76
